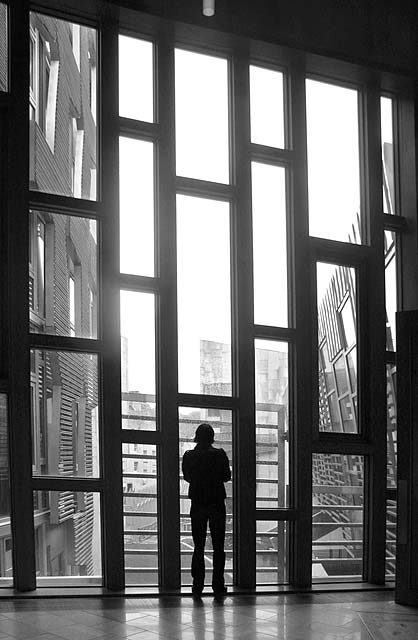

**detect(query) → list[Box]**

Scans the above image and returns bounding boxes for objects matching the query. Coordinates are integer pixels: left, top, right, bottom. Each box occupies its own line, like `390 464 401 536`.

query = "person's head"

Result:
194 423 215 445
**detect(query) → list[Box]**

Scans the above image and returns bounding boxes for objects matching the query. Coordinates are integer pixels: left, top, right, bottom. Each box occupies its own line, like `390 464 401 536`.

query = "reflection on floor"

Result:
0 590 417 639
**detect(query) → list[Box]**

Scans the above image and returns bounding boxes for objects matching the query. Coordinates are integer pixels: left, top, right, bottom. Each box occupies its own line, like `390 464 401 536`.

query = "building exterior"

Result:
0 12 100 582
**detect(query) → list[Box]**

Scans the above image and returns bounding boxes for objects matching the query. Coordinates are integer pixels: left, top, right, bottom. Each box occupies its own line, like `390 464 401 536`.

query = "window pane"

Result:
119 36 153 122
177 196 231 395
318 263 358 433
256 521 288 584
121 291 156 431
179 408 233 586
306 79 361 243
31 350 99 478
0 395 12 584
385 230 397 351
381 97 395 214
29 212 98 339
0 4 7 92
387 364 397 488
29 13 97 200
250 66 285 148
175 49 229 184
386 499 396 580
34 490 101 584
312 454 364 581
119 137 154 276
255 340 289 509
252 163 287 327
123 443 158 586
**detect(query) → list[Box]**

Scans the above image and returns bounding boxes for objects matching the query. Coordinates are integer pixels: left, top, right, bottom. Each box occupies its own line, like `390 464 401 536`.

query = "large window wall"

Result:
0 1 415 592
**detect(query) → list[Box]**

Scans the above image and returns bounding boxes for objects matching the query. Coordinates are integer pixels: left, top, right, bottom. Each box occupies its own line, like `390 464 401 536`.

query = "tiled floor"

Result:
0 591 418 639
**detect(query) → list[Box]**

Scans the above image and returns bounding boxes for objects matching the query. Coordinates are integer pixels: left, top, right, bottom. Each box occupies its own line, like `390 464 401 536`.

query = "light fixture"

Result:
203 0 215 17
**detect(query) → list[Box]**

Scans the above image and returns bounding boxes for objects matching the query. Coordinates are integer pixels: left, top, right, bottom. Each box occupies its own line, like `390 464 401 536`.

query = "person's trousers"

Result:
190 502 226 593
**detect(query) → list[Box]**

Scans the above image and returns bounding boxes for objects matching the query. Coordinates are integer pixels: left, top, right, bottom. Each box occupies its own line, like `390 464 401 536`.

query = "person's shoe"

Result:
192 586 203 598
213 586 227 597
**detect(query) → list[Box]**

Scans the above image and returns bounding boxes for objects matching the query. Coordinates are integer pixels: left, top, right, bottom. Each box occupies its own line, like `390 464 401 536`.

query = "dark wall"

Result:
116 0 418 75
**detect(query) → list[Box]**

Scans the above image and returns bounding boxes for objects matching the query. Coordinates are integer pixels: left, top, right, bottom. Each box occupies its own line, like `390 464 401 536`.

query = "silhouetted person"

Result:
182 423 231 597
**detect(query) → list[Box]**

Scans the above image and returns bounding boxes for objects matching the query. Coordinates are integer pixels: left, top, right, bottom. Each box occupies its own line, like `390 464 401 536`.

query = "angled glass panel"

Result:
306 79 361 243
121 291 156 431
256 521 288 584
119 137 155 277
386 499 396 580
255 340 289 508
0 4 8 92
250 65 285 148
119 36 153 122
381 97 395 214
34 490 101 585
123 443 158 585
385 230 397 351
252 162 288 327
0 395 12 584
312 454 364 581
317 263 358 433
29 13 97 200
387 363 397 489
177 195 231 395
31 350 99 478
179 407 233 586
29 211 98 339
175 49 229 184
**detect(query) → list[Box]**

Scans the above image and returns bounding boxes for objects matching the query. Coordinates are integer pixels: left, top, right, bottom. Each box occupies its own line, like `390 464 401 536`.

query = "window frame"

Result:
2 0 416 593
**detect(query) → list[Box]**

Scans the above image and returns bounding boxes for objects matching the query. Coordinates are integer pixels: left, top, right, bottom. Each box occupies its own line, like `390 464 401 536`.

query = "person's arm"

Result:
221 449 231 482
182 451 192 483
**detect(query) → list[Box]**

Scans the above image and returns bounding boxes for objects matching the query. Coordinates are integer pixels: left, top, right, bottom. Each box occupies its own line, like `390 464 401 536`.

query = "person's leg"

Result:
191 504 208 594
208 503 226 594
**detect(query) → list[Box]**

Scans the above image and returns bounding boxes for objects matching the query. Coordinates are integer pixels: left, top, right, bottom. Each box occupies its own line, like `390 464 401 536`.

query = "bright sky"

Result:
306 79 361 243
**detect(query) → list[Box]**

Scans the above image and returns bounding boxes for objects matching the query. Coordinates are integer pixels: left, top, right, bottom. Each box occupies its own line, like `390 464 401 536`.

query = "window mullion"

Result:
363 79 387 584
157 32 181 592
288 52 312 588
231 50 256 589
100 20 125 591
8 0 36 592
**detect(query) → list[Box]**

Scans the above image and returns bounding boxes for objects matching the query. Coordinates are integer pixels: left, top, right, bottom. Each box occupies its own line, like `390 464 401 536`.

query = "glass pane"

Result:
386 499 396 580
119 137 154 276
175 49 229 184
306 79 361 243
30 13 97 200
387 364 397 488
31 350 99 478
34 490 101 585
385 230 397 351
312 454 364 581
0 4 7 92
29 212 98 339
381 97 395 214
255 340 289 509
256 521 288 584
177 196 231 395
121 291 156 431
252 163 287 327
250 66 285 148
318 263 357 433
179 408 233 586
0 395 12 584
119 36 153 122
123 443 158 586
